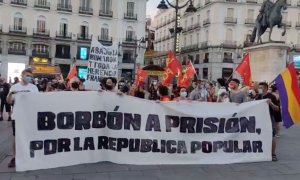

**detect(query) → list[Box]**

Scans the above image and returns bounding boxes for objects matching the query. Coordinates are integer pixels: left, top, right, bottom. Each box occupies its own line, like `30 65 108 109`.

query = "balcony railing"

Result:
181 44 199 52
200 41 208 49
79 7 93 15
205 0 211 5
222 40 237 48
282 20 292 27
8 48 26 55
34 0 50 9
296 22 300 28
124 13 137 20
77 33 92 41
11 0 27 6
123 38 136 45
9 25 27 34
223 58 234 63
245 18 255 25
98 36 113 43
55 31 72 39
226 0 237 2
246 0 258 3
195 3 201 9
57 4 72 12
287 0 291 6
194 22 201 29
99 10 113 17
203 19 211 26
224 17 237 24
294 44 300 51
203 58 209 63
33 28 50 37
32 49 49 57
0 0 3 3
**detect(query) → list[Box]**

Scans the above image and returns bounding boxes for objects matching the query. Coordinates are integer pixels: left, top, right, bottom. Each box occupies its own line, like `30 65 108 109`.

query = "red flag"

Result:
236 53 252 86
67 64 77 80
135 67 147 86
166 51 182 76
177 72 190 88
162 68 174 86
185 60 196 79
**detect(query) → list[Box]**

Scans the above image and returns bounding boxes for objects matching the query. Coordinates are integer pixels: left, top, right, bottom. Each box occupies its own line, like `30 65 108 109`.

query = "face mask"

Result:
180 92 187 98
106 85 113 90
153 82 157 86
258 88 263 94
24 76 33 83
268 89 272 93
223 98 230 103
71 82 79 89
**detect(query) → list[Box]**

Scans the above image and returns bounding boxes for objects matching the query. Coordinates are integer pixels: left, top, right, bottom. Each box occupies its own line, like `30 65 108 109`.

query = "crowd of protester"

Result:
0 68 287 168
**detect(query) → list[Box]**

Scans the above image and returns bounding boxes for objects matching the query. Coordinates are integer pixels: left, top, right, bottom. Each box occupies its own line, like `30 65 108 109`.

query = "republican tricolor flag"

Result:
275 64 300 128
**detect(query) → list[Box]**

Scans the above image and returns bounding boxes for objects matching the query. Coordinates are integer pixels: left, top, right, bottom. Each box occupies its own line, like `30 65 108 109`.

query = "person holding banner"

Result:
228 79 248 103
255 82 279 161
174 87 190 101
6 68 39 168
189 81 208 101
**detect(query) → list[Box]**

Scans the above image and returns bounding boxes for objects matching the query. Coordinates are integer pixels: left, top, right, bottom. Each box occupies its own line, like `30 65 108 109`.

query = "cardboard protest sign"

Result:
14 92 272 171
85 37 118 90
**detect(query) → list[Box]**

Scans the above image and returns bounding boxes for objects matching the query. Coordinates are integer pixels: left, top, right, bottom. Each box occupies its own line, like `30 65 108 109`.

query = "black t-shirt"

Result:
256 93 278 118
0 83 10 100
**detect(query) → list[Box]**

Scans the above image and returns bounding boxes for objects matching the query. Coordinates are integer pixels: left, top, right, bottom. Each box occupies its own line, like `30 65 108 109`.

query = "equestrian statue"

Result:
250 0 287 43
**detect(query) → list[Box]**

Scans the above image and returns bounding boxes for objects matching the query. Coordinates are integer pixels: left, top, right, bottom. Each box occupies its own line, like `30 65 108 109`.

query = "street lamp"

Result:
133 37 146 80
157 0 197 53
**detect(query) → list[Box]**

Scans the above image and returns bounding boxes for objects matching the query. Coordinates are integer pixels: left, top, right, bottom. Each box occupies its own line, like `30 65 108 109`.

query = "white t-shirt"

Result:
9 83 39 120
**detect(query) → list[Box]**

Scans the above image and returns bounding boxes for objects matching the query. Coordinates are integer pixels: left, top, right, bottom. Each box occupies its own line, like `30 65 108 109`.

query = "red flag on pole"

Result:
67 64 77 80
135 66 147 86
185 60 196 79
162 68 174 86
166 51 182 76
236 53 252 86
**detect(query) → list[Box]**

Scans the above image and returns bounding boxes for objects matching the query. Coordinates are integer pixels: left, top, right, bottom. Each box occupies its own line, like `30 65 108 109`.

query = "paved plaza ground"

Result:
1 119 300 180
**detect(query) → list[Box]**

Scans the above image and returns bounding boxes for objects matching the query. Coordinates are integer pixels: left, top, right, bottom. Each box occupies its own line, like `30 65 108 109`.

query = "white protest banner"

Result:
85 37 118 90
15 92 272 171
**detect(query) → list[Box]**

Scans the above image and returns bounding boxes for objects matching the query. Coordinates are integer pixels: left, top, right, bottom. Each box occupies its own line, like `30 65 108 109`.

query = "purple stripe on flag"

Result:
275 75 294 128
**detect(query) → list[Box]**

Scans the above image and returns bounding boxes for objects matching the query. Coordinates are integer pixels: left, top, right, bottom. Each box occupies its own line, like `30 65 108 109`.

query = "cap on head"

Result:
231 78 240 85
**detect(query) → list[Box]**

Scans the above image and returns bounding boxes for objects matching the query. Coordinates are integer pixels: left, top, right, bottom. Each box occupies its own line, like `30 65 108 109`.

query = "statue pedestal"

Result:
244 43 290 83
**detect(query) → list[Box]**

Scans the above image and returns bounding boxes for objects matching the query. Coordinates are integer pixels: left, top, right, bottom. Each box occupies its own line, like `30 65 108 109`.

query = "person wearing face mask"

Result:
6 68 39 168
218 92 230 103
175 87 190 101
189 81 208 101
255 82 279 161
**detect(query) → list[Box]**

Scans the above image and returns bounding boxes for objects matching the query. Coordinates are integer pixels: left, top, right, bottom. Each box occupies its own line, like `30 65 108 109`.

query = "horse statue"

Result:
250 0 287 43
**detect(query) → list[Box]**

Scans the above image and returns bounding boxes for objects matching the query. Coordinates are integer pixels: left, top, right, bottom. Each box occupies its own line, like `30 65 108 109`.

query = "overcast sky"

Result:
147 0 160 18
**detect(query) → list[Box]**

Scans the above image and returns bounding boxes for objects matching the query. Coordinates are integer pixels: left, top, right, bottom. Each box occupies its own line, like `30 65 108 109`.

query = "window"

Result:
81 0 90 8
223 52 233 63
101 27 109 40
195 68 199 80
204 53 209 63
298 33 300 44
195 54 200 64
77 46 90 60
127 2 134 16
227 8 234 17
123 50 134 63
14 12 23 30
80 22 89 37
59 19 68 36
247 9 254 19
298 13 300 22
10 42 25 51
191 17 194 26
184 36 187 47
37 0 48 6
55 45 70 59
222 68 233 79
59 0 70 7
37 16 46 33
126 27 135 41
197 33 200 43
190 35 193 45
34 44 47 53
197 15 200 24
203 68 208 79
226 28 233 41
185 20 188 28
205 30 209 41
